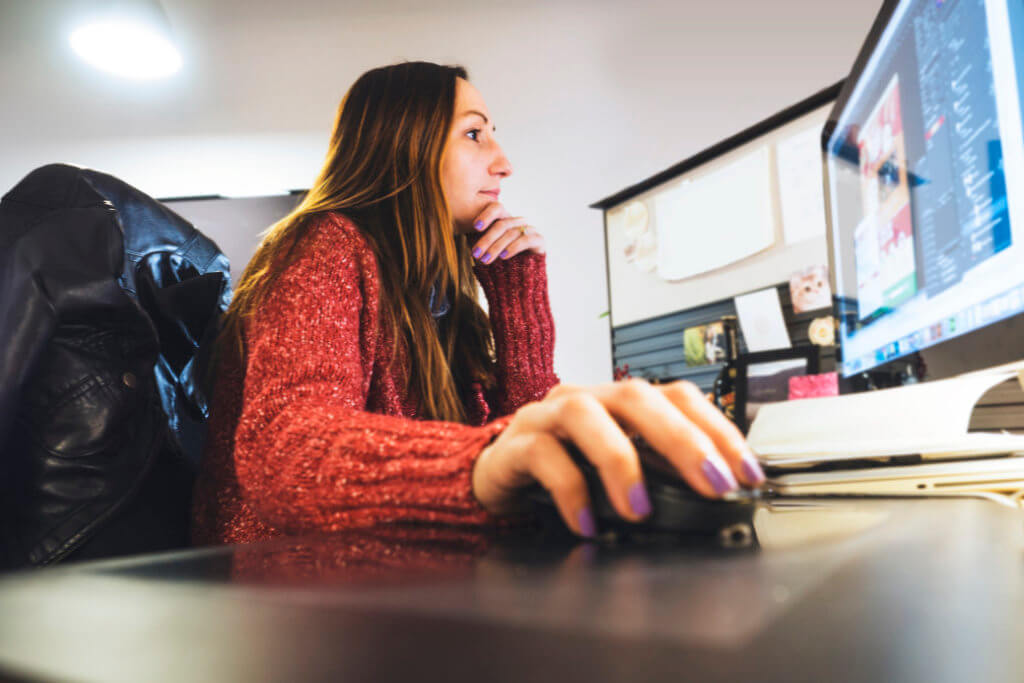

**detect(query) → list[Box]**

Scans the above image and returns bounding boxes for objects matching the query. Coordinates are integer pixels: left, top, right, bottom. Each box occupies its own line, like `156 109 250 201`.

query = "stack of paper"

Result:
748 362 1024 467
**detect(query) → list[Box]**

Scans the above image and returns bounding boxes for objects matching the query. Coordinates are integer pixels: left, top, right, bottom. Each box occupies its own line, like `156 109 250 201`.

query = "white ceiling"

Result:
2 0 880 149
2 0 596 142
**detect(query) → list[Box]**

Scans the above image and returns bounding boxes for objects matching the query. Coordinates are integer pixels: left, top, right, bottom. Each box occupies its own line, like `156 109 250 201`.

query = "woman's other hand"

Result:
470 201 546 264
471 379 765 537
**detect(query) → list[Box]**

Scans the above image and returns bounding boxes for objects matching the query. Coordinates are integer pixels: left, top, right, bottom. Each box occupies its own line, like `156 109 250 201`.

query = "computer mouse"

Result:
525 440 759 540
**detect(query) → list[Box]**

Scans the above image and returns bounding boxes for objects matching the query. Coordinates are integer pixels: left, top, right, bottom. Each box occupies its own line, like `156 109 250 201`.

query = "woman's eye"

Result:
466 129 481 142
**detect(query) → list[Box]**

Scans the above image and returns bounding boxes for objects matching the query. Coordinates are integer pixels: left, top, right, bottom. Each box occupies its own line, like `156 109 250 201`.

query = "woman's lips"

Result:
479 190 500 199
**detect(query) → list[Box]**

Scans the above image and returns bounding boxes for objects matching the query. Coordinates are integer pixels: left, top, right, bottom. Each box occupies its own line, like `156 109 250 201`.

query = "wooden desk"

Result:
0 498 1021 682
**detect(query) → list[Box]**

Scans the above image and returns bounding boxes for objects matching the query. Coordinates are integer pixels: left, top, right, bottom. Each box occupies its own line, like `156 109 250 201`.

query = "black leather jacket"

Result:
0 164 231 569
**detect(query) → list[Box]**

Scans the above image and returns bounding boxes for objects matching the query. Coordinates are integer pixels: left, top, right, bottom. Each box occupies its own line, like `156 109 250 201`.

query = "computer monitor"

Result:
823 0 1024 378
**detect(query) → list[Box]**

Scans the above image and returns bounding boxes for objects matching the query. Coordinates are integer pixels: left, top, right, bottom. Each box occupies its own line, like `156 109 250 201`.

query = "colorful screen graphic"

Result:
853 75 918 322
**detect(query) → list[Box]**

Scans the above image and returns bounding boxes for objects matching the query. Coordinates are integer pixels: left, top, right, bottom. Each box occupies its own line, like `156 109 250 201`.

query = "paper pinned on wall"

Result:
653 145 776 282
734 287 792 352
776 125 828 245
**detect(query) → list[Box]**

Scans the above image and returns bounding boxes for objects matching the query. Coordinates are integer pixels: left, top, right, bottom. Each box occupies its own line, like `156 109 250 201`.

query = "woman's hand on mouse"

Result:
471 379 765 538
469 201 545 264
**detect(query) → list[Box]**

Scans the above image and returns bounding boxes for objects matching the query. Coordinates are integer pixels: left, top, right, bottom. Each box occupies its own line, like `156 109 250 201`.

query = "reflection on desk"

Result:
0 499 1021 683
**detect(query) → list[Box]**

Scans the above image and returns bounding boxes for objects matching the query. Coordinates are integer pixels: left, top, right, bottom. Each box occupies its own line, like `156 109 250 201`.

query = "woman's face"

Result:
441 78 513 233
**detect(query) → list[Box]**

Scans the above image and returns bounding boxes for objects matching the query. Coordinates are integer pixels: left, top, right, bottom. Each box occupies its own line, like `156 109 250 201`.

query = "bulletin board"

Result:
592 82 843 328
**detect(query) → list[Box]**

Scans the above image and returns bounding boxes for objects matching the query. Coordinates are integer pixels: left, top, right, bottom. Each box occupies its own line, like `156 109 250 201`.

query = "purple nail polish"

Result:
474 220 485 231
701 458 738 495
481 253 492 264
472 247 482 258
577 508 597 538
499 249 509 259
628 482 652 517
742 457 765 485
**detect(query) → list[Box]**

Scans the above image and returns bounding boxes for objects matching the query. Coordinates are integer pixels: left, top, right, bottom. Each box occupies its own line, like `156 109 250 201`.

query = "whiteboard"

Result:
605 104 832 327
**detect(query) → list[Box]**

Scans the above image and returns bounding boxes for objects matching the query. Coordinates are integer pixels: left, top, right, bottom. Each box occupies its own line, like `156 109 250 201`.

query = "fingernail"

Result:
701 458 738 495
577 508 597 538
481 253 493 264
472 247 482 258
499 249 509 259
474 220 485 231
742 456 766 485
628 482 652 518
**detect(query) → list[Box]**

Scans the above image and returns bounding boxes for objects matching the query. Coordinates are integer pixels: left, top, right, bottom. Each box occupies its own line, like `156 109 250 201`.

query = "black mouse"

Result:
525 440 759 539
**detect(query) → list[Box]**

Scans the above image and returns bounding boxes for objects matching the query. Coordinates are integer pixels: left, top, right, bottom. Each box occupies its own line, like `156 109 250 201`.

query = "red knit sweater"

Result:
191 212 558 546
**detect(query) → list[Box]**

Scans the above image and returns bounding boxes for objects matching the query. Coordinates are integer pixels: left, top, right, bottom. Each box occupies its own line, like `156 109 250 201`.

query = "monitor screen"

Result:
824 0 1024 377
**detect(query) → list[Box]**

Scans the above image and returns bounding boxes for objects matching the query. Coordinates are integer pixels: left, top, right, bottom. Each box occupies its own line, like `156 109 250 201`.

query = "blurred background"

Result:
0 0 881 384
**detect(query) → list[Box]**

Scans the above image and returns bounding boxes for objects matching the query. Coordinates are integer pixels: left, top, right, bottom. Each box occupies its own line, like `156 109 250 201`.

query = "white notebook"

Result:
748 361 1024 468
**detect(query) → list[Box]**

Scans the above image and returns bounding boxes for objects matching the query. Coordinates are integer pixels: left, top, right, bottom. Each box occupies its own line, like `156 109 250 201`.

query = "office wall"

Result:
0 0 882 385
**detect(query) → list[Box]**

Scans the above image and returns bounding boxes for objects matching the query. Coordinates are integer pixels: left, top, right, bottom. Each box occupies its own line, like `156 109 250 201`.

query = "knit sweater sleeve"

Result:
473 252 559 417
233 215 506 535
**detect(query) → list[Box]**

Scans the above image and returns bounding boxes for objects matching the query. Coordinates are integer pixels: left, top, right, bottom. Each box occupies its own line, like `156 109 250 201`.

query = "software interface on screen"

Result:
825 0 1024 376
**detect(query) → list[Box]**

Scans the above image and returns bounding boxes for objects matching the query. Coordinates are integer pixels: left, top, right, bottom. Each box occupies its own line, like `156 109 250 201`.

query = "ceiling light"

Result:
69 1 183 80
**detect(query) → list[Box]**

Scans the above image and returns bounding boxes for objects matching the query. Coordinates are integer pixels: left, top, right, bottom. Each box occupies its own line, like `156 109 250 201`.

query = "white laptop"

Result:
766 455 1024 497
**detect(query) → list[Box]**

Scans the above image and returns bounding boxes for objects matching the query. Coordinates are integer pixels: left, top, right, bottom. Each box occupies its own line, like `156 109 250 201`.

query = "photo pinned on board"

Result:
683 319 738 367
619 200 657 274
789 264 833 314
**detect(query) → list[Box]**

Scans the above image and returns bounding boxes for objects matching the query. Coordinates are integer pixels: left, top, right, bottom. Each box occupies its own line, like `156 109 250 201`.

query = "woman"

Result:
191 61 764 545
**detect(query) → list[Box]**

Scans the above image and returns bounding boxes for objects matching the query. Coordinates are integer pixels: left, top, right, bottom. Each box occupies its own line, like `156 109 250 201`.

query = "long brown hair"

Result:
216 62 495 423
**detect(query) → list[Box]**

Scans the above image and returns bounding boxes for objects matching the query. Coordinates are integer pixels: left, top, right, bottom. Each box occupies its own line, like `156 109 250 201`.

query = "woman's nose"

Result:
490 145 512 178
